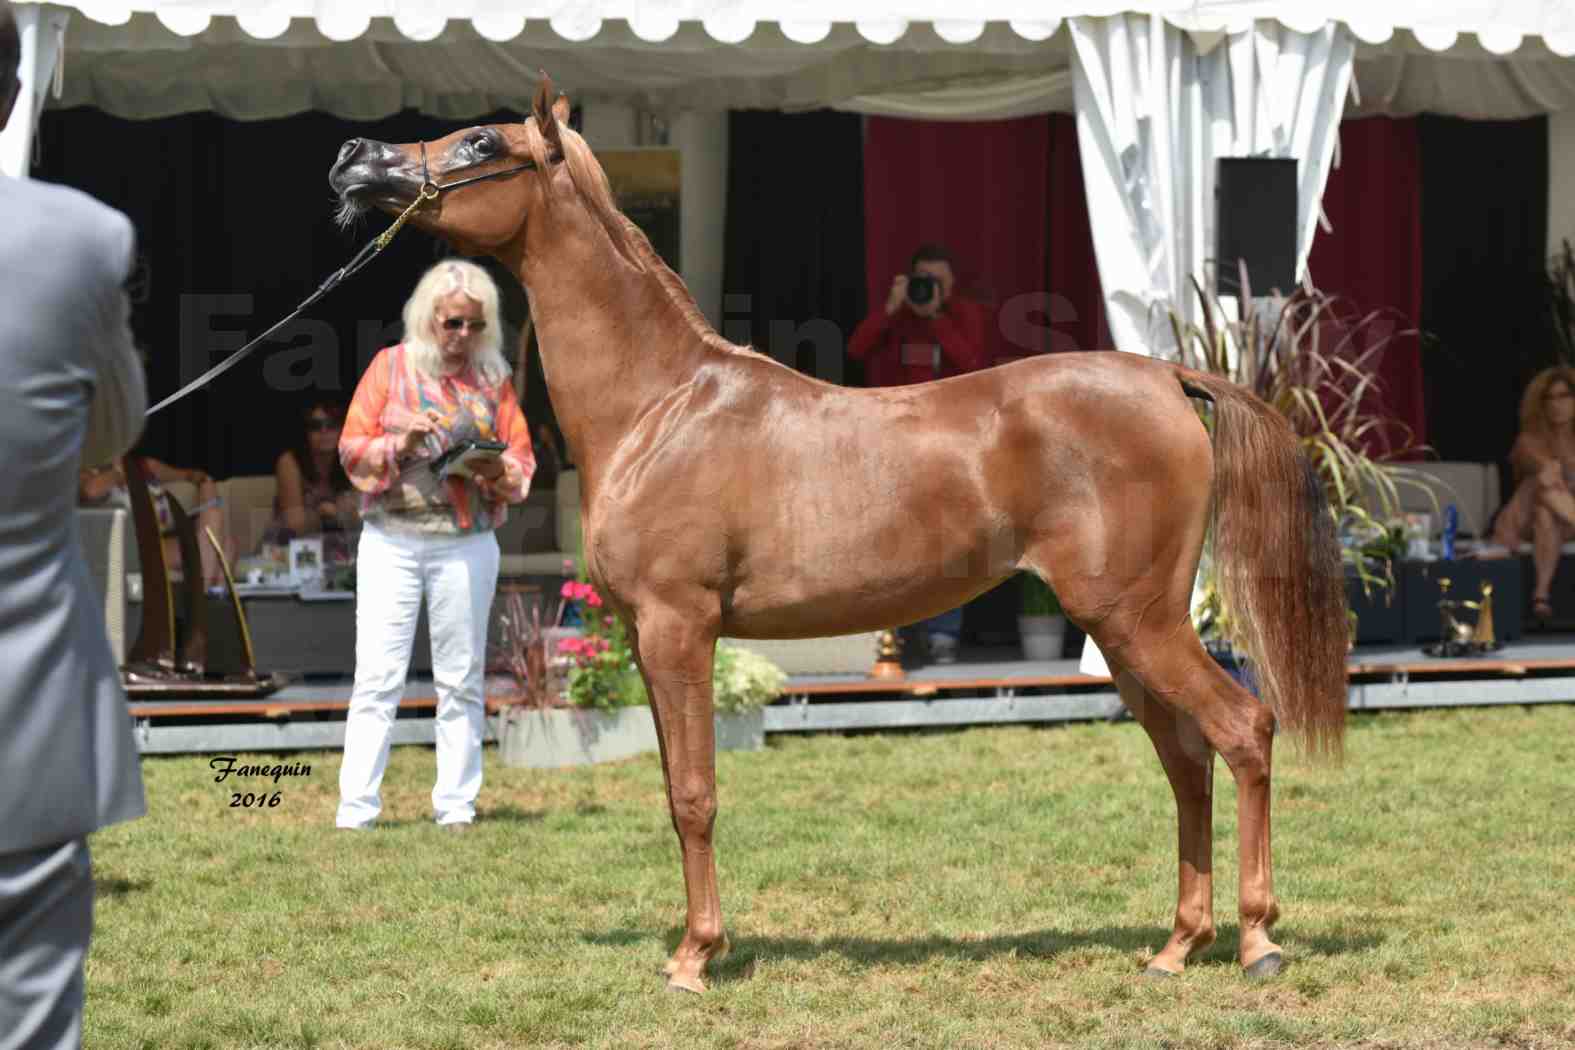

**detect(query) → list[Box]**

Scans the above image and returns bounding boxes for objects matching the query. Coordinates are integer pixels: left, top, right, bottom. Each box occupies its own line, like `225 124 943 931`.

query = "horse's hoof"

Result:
1244 951 1284 978
1142 965 1180 979
665 972 707 994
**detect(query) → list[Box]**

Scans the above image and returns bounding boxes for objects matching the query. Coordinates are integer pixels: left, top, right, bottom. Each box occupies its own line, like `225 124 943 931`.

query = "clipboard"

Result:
429 439 508 480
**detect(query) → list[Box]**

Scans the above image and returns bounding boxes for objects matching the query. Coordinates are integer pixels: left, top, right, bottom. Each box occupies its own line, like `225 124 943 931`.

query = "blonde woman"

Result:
336 260 535 830
1489 365 1575 621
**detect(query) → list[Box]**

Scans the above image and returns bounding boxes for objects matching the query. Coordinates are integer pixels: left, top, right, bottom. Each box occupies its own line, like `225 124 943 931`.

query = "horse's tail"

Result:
1178 371 1348 760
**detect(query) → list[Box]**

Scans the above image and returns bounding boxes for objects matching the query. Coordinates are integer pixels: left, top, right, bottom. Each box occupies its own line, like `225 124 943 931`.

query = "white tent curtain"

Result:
0 4 69 177
1067 13 1353 676
1069 13 1354 357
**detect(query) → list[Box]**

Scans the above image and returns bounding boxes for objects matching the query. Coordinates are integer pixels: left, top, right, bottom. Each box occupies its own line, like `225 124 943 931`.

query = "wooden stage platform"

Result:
123 635 1575 755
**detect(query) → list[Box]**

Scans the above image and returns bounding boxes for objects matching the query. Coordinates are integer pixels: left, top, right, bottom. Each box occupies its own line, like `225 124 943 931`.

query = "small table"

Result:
133 582 539 679
130 588 430 678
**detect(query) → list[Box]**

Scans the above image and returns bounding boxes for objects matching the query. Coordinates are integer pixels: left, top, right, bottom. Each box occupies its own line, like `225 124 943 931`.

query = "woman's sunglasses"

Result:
439 317 488 333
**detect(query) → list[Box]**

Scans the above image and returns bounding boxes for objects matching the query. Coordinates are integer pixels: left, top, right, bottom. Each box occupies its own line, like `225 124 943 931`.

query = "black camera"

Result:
905 274 938 306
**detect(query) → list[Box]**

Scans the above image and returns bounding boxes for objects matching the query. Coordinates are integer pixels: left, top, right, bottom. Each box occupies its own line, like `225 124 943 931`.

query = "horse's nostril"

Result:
338 138 364 163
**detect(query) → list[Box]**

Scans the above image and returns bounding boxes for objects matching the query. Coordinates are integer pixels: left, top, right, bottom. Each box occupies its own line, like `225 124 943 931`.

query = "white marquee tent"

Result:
7 0 1574 672
7 1 1575 124
8 1 1572 331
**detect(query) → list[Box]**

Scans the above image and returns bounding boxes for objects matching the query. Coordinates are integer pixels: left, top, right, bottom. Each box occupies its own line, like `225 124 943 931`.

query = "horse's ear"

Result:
551 93 571 128
532 71 564 152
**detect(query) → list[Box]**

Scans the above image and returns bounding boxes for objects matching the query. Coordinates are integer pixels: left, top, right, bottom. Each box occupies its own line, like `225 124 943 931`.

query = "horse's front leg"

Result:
633 598 729 993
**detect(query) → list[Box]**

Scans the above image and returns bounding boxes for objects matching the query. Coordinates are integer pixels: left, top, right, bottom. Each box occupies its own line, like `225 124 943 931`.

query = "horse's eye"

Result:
470 134 495 157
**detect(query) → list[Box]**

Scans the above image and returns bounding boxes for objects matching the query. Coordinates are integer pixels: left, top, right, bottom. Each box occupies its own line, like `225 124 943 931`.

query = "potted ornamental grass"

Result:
491 577 655 769
492 576 785 767
1168 268 1433 671
1017 573 1066 662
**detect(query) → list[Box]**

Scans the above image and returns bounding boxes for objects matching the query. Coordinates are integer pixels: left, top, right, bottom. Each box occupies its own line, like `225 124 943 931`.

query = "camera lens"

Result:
906 274 936 305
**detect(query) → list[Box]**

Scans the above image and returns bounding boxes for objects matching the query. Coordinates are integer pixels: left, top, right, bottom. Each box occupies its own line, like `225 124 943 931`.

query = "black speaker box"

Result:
1215 158 1297 296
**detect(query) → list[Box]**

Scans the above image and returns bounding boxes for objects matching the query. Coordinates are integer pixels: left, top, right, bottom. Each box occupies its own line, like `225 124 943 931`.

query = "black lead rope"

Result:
145 141 540 418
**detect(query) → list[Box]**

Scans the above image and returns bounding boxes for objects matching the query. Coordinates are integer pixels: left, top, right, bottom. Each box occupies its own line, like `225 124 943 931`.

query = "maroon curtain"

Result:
1045 114 1107 354
1306 117 1426 454
863 116 1050 367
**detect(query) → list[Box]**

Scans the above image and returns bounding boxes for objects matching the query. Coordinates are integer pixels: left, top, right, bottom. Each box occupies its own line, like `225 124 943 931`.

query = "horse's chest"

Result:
581 500 720 593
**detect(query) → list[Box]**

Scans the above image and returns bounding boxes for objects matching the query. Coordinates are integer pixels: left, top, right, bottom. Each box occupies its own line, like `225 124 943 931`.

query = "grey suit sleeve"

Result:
81 214 147 468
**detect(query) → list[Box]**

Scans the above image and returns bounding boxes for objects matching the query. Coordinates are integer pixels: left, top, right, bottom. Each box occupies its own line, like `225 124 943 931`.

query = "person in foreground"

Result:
847 243 988 663
1487 365 1575 621
335 259 534 831
0 2 150 1043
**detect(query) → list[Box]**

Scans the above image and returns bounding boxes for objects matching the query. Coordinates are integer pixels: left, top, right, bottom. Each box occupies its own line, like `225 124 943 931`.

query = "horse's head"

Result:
328 77 572 256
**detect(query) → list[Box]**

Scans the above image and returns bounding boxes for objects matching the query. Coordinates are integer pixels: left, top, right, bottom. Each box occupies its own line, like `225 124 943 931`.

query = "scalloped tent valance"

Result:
13 0 1575 123
34 1 1575 54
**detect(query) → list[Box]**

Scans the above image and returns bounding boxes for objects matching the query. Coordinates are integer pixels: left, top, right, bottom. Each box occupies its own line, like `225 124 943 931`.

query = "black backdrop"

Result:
1418 114 1552 488
34 106 551 478
722 110 866 385
34 105 1555 492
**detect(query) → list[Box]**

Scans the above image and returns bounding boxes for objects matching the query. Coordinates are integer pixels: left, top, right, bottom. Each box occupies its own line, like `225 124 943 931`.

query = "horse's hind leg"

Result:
1114 633 1282 975
1034 531 1281 973
1112 666 1218 975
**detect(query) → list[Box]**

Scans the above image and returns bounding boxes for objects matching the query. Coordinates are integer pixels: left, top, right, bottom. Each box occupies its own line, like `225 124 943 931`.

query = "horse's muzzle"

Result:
328 137 408 199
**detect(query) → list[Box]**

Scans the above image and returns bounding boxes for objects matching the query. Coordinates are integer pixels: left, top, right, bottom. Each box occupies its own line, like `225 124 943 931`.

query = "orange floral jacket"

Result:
339 344 534 534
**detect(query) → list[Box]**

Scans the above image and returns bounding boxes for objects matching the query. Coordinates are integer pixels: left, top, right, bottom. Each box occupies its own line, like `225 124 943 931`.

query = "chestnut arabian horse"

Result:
328 80 1347 992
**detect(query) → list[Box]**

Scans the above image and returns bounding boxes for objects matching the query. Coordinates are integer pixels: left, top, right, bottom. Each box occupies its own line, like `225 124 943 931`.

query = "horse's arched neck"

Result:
508 198 709 477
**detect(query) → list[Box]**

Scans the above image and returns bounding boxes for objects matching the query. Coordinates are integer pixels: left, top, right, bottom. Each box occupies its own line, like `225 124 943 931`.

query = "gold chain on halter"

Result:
374 182 440 253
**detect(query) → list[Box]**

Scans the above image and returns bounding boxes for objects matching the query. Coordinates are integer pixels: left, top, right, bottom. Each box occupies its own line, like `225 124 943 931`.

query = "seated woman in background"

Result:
78 453 230 587
1488 365 1575 621
260 401 361 564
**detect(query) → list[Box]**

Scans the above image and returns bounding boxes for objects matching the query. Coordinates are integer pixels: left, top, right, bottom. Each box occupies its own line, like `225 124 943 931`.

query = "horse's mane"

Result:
527 118 767 367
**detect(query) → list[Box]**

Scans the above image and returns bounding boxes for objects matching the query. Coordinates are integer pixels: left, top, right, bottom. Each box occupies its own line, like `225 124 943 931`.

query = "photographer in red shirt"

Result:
846 244 988 664
848 243 988 387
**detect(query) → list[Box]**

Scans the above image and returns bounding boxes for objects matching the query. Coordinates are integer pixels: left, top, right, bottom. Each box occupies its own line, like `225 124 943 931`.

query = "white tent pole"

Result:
0 3 69 179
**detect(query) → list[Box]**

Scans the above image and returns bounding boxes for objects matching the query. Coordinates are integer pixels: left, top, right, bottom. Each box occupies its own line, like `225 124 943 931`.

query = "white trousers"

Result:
337 522 499 827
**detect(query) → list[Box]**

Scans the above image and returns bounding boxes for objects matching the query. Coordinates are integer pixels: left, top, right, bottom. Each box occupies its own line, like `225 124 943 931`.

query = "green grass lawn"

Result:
85 705 1575 1049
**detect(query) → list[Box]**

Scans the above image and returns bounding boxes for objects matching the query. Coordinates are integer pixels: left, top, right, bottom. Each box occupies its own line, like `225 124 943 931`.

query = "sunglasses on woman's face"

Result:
439 317 487 333
307 417 340 432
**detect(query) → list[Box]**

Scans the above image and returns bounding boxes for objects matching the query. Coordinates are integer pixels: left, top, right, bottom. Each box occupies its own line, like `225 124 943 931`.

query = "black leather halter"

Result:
418 137 541 196
147 138 548 416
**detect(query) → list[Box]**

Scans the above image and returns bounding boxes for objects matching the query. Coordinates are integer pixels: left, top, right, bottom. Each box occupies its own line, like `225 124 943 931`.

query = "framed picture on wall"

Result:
599 148 681 270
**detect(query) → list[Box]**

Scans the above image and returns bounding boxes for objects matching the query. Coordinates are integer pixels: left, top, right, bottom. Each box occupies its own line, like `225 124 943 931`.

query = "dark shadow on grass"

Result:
474 804 547 825
585 923 1385 983
95 876 151 897
336 805 547 829
592 925 1168 970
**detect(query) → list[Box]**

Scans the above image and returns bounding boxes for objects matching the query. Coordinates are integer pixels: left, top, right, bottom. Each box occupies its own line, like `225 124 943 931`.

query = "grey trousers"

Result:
0 838 93 1050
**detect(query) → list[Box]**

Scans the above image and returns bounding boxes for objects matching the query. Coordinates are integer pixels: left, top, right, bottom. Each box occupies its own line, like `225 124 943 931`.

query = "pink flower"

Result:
558 581 597 604
585 591 603 608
